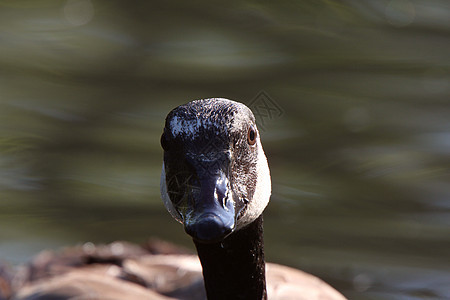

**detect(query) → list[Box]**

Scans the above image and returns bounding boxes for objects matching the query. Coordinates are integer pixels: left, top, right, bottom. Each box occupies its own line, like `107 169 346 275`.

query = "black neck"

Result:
193 215 266 300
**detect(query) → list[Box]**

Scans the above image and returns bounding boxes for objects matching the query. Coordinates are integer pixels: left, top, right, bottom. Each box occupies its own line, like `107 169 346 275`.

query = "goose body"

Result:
1 98 345 300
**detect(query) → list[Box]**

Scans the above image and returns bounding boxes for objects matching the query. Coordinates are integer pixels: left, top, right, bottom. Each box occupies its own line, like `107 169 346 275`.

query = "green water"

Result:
0 1 449 299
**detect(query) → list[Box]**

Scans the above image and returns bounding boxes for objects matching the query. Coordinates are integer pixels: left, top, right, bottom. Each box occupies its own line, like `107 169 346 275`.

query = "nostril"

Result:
215 188 225 203
214 176 229 208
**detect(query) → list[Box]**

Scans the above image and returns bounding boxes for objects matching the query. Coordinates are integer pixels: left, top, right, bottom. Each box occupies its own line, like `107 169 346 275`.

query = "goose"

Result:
1 98 346 300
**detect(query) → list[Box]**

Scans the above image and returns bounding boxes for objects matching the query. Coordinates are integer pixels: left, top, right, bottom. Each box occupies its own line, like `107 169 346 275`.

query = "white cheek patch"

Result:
160 162 183 224
236 138 271 229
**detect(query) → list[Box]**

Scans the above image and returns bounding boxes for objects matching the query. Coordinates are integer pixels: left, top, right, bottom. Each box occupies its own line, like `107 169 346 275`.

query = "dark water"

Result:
0 1 449 299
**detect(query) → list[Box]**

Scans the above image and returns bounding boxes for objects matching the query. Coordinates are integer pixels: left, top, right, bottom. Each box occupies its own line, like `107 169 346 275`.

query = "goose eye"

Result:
161 132 170 151
247 125 257 146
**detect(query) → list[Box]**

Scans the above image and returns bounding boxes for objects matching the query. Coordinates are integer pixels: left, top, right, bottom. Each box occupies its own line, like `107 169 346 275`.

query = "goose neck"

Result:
194 215 266 300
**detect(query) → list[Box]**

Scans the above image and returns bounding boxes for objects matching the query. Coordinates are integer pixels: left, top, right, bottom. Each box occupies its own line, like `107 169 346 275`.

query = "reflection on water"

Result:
0 1 449 299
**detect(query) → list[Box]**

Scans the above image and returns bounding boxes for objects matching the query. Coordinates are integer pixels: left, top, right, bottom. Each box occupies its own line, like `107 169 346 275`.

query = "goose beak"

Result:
184 171 236 243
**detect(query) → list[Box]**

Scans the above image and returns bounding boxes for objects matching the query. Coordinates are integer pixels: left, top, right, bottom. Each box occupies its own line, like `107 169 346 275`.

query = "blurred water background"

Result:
0 1 449 299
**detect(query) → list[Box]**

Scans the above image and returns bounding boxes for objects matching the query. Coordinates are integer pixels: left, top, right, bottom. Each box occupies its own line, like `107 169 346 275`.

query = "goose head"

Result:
160 98 271 243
